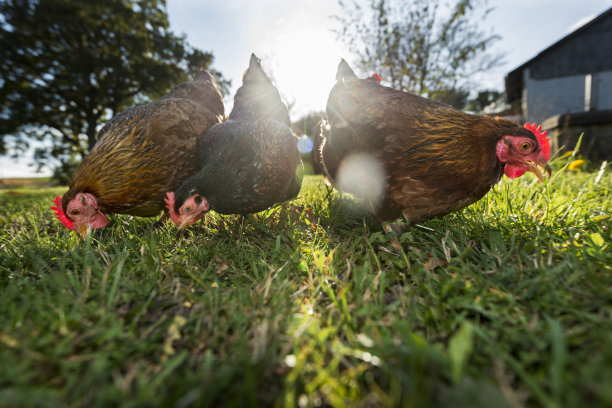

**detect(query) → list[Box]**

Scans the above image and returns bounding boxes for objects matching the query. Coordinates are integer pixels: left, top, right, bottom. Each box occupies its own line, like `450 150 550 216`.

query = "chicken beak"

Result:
177 213 205 232
77 224 90 240
544 163 552 179
526 161 552 182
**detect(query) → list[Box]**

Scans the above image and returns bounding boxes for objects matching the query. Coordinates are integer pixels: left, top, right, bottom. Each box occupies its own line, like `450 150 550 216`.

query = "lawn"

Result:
0 155 610 407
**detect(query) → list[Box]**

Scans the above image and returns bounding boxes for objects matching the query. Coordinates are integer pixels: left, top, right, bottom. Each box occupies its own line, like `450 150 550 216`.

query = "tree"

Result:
0 0 229 174
465 89 505 113
333 0 502 103
292 111 324 139
429 87 470 110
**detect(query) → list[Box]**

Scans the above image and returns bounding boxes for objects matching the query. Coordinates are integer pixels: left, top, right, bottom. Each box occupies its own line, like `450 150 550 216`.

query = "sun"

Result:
258 25 348 121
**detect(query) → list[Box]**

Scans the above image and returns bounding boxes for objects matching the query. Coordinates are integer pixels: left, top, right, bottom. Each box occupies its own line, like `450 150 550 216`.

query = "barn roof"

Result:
505 7 612 104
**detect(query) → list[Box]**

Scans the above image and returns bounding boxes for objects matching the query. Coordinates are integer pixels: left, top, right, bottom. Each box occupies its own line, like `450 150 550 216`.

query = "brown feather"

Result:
62 70 224 216
320 61 540 223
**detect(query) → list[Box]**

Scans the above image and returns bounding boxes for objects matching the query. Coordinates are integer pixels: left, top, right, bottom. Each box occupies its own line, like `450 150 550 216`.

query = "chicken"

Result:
165 54 302 230
318 59 551 227
51 69 225 236
229 54 291 126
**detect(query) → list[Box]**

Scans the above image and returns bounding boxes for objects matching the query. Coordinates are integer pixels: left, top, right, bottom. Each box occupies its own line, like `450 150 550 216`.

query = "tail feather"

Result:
336 59 357 81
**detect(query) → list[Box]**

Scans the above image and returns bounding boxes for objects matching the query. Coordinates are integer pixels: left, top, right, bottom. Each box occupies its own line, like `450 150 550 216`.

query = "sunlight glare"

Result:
337 153 386 208
296 135 314 154
259 26 347 121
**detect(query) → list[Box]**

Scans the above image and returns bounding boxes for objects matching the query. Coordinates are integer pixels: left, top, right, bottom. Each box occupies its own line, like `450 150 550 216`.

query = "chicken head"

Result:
51 193 109 237
165 191 210 230
496 123 552 181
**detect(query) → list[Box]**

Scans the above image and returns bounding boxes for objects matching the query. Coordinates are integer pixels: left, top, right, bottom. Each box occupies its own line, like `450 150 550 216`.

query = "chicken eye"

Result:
182 205 193 213
520 142 531 151
70 209 81 216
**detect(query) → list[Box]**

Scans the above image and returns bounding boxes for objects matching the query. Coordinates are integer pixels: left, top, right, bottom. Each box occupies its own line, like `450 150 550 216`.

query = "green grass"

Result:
1 156 610 407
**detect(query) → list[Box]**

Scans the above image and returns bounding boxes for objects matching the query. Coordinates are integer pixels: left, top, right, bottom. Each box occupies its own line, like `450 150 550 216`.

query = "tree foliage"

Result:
292 111 324 139
0 0 229 173
465 89 504 112
333 0 502 104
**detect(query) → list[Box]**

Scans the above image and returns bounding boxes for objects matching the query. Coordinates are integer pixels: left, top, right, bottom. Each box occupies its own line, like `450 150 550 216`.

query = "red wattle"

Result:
504 163 527 179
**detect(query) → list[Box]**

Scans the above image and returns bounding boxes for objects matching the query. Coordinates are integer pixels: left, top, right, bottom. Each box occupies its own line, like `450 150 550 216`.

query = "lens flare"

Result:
297 135 314 154
337 153 386 208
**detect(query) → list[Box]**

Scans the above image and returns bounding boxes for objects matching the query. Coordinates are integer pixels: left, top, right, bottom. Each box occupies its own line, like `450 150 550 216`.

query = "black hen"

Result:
166 54 303 229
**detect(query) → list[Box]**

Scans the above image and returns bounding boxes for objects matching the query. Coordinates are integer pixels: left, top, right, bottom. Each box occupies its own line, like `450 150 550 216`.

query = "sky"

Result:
2 0 610 178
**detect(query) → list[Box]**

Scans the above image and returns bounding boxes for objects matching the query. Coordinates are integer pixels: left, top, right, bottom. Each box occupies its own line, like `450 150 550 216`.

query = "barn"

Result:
505 7 612 161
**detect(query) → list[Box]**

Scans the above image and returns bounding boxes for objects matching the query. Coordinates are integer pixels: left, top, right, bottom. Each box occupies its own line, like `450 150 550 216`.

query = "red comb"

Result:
50 195 74 230
371 73 382 83
524 122 550 160
164 191 179 226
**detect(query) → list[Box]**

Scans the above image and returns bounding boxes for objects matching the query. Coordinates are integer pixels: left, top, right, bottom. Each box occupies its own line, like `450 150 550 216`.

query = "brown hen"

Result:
318 60 551 226
52 70 225 236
